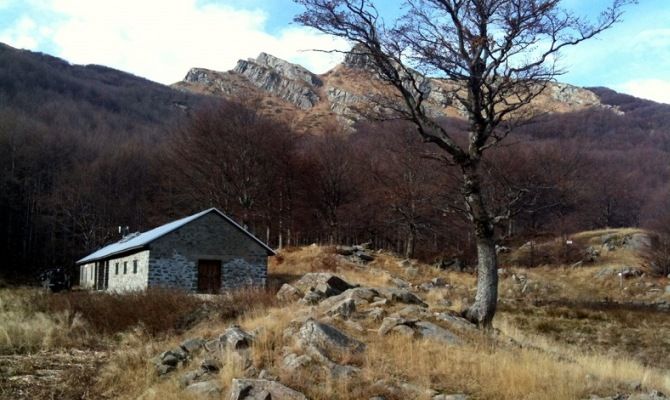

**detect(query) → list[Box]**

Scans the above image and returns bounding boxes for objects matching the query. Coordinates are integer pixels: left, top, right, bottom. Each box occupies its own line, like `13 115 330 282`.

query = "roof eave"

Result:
76 244 148 265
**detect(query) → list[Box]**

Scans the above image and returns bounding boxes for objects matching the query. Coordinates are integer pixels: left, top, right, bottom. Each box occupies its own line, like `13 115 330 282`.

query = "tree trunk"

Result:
461 166 498 328
465 234 498 328
405 224 416 259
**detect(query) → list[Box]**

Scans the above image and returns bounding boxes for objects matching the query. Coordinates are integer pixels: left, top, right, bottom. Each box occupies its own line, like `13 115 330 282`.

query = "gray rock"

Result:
179 369 204 387
393 305 431 319
433 395 469 400
219 325 254 350
156 364 175 376
414 321 460 345
201 358 222 372
257 369 277 381
378 317 417 336
276 283 303 303
181 338 206 354
390 324 416 338
357 252 376 262
391 277 411 288
298 318 365 358
368 307 386 321
185 380 221 397
377 288 427 307
233 54 321 110
335 245 355 256
434 313 477 331
282 353 313 371
229 378 308 400
623 233 652 251
326 298 356 319
431 277 447 286
293 273 353 296
301 289 326 305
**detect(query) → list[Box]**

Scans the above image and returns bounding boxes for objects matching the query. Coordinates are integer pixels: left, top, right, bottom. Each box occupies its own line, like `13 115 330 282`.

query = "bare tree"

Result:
294 0 630 327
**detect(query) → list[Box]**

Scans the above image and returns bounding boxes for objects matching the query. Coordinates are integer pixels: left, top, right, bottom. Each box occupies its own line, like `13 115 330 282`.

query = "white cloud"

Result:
1 0 349 84
616 79 670 104
0 16 42 49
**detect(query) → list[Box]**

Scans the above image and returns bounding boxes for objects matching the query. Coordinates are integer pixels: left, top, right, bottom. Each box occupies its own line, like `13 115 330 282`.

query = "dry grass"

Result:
4 237 669 400
0 289 91 354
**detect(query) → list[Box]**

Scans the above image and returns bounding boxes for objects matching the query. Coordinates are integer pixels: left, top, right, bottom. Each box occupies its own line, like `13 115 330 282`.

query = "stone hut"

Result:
77 208 275 293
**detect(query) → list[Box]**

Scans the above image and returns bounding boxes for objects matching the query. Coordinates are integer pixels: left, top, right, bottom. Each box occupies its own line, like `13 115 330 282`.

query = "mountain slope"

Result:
0 43 206 138
173 49 611 129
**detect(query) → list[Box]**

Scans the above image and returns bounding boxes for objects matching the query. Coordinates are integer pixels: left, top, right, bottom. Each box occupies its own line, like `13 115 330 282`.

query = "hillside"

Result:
2 229 669 399
0 43 206 136
2 41 670 284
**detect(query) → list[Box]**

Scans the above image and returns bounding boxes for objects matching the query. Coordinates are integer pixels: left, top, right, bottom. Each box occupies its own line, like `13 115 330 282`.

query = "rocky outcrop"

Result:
176 46 607 129
233 53 322 109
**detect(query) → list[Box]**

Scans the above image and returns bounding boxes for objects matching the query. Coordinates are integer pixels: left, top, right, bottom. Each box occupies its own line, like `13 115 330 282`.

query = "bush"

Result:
643 235 670 277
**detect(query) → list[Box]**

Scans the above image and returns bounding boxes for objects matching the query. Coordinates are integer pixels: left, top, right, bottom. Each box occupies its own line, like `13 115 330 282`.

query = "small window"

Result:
133 260 138 274
123 262 127 274
115 263 119 275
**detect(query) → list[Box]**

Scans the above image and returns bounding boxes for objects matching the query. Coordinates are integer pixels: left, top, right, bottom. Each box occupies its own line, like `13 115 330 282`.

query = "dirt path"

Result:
0 349 107 400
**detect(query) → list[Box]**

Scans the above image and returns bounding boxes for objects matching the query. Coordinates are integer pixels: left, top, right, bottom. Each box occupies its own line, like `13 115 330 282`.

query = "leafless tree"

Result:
294 0 631 327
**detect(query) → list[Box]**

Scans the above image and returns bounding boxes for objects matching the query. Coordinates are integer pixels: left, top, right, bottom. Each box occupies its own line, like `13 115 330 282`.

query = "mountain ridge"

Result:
173 48 622 129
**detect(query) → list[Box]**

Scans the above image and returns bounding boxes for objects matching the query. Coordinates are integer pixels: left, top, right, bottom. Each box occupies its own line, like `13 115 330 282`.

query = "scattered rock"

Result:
326 298 356 319
282 353 313 371
390 324 416 338
368 307 386 321
301 289 326 305
276 283 303 303
293 273 353 296
219 326 254 350
390 277 411 288
179 369 204 387
378 317 417 336
376 288 427 307
496 245 511 254
434 313 477 331
229 379 308 400
431 277 447 286
181 338 206 354
200 358 222 372
433 395 469 400
184 380 221 398
435 258 467 272
297 319 365 358
414 321 460 345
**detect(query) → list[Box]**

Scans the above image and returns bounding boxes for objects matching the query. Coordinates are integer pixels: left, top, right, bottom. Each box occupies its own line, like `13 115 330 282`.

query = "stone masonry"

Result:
147 212 268 292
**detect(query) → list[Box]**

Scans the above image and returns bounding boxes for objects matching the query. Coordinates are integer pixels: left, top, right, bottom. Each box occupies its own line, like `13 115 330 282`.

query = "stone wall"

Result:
107 250 150 292
148 212 269 292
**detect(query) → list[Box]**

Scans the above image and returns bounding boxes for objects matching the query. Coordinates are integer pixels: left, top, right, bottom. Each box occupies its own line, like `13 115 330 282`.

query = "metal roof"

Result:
77 208 275 264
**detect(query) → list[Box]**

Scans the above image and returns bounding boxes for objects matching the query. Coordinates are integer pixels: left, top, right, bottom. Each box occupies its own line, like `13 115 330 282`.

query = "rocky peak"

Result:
343 44 377 71
233 53 322 109
183 67 217 85
255 52 322 87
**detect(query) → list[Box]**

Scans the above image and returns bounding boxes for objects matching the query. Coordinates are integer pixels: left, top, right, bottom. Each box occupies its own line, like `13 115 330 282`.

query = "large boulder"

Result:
297 318 365 359
185 380 222 398
276 283 303 303
293 273 353 296
229 379 308 400
414 321 460 345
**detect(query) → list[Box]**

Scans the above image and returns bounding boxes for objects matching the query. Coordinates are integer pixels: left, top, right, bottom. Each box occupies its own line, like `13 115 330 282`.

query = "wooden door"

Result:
197 260 221 294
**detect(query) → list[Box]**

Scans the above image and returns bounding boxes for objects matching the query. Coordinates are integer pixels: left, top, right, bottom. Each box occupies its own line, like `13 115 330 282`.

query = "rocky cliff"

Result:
173 49 610 128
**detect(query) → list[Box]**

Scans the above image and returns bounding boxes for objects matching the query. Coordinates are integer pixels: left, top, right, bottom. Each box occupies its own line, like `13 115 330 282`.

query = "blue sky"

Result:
1 0 669 103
